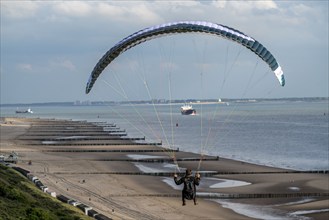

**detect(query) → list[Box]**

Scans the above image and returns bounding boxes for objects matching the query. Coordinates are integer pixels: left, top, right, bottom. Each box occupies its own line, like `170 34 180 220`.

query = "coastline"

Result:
1 117 328 220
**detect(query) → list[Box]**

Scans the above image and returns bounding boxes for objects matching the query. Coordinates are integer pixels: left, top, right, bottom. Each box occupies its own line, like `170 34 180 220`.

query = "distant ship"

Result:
181 104 196 115
16 108 33 114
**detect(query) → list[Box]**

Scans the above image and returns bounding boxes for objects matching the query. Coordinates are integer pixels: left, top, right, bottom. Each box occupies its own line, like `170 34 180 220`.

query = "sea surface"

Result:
1 99 328 171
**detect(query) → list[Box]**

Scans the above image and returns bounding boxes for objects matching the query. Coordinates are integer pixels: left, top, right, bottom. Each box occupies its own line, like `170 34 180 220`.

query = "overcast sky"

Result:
1 0 328 104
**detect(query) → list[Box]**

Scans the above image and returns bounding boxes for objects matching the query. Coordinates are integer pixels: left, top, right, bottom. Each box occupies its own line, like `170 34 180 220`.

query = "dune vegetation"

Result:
0 164 90 220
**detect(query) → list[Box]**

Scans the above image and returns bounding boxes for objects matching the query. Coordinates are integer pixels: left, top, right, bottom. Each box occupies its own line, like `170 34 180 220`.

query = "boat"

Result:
16 108 33 114
181 104 196 115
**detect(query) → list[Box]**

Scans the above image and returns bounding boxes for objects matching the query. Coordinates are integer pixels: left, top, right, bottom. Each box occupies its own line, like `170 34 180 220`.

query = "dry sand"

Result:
1 117 328 220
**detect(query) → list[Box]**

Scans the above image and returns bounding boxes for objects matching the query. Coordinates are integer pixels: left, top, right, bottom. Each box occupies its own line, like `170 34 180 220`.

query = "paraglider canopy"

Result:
86 21 285 94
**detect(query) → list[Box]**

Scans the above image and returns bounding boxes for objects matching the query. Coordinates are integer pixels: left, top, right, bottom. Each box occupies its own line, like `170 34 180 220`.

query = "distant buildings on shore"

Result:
1 97 328 107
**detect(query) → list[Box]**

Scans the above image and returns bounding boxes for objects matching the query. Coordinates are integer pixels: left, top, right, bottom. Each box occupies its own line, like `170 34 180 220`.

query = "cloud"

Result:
1 0 39 19
96 3 126 17
1 0 328 103
211 0 277 12
15 59 77 75
290 3 314 16
50 59 76 71
211 0 227 8
96 1 162 24
52 1 92 17
129 4 161 23
252 1 278 10
17 63 33 71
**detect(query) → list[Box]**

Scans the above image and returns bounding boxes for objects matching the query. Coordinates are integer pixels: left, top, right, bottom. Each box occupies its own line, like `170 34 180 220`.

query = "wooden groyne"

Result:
49 170 328 176
26 129 127 134
43 149 177 153
19 137 146 141
28 124 116 128
103 192 329 200
28 142 162 146
20 120 169 150
21 133 127 137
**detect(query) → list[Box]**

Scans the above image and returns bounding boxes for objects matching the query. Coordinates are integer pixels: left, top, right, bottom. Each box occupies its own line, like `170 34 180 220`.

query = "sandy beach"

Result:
1 117 328 220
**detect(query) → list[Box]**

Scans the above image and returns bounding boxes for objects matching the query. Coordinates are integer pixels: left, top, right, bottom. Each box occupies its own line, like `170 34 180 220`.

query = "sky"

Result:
1 0 328 104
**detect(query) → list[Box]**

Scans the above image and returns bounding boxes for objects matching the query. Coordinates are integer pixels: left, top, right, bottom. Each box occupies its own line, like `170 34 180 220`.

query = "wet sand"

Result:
1 117 328 220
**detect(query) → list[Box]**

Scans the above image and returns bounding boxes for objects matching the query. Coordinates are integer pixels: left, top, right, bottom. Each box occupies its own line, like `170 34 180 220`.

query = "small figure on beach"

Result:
174 169 201 206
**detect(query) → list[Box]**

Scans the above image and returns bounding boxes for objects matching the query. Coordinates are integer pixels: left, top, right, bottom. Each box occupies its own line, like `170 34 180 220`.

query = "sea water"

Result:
1 99 328 171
